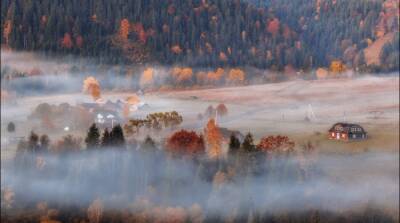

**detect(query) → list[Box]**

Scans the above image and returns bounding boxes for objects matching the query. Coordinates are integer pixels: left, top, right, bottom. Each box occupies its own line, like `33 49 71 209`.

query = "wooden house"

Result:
328 123 367 141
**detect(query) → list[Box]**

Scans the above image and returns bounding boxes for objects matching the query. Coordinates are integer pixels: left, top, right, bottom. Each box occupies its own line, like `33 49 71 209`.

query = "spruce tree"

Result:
141 135 157 152
28 131 39 152
85 123 100 149
241 133 255 152
241 132 261 175
7 122 15 132
110 124 125 148
101 128 111 148
39 134 50 153
228 134 241 155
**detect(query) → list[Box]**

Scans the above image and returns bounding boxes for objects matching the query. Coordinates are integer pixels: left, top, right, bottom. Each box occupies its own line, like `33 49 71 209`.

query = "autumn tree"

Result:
75 35 84 48
173 67 193 85
216 103 228 117
227 68 245 84
82 76 101 101
140 68 154 88
316 67 329 79
207 68 225 85
132 22 147 44
267 18 280 36
61 33 73 48
171 45 183 54
329 60 346 75
196 71 207 85
257 135 295 155
119 18 130 40
204 119 223 159
3 20 12 45
166 130 205 156
219 52 228 62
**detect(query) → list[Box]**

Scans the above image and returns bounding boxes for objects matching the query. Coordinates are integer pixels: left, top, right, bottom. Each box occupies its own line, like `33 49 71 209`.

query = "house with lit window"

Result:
328 123 367 141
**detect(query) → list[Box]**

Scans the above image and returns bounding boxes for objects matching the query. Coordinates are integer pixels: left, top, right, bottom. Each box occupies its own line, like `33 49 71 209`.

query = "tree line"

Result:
3 0 397 72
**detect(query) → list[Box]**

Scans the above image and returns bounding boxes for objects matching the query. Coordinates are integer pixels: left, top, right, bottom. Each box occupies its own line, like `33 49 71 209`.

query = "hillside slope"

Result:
1 0 399 72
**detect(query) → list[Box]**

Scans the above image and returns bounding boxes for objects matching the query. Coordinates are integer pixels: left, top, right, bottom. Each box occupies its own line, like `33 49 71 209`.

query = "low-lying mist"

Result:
4 50 397 99
2 148 398 219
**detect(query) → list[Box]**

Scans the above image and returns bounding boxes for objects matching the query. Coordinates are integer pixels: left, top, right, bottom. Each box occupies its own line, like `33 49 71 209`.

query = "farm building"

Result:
328 123 367 141
78 102 122 128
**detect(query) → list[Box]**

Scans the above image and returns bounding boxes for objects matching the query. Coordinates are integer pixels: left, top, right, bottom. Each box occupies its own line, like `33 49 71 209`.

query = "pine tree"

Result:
240 132 262 175
28 131 39 152
141 135 157 152
110 124 125 148
101 128 111 148
7 122 15 132
241 133 255 152
228 134 241 155
39 134 50 153
85 123 100 149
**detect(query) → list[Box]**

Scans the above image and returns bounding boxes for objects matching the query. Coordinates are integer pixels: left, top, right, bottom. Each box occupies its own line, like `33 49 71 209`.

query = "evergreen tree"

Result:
241 133 255 152
38 134 50 153
85 123 100 149
110 124 125 148
240 132 262 175
7 122 15 133
101 128 111 148
28 131 39 152
141 135 157 152
228 133 241 155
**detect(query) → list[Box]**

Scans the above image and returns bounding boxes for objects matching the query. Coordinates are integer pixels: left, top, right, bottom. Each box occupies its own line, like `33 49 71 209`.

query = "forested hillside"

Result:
263 0 399 72
1 0 399 72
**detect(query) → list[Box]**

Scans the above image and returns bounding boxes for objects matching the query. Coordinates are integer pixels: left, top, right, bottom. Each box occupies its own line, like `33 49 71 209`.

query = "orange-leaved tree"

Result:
61 33 73 48
140 68 154 88
257 135 295 154
227 68 245 84
119 18 130 40
82 76 101 101
207 68 225 85
204 119 223 159
166 130 205 156
266 18 280 36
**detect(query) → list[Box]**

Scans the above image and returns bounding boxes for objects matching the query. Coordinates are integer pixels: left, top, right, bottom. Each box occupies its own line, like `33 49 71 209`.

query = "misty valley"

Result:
1 0 399 222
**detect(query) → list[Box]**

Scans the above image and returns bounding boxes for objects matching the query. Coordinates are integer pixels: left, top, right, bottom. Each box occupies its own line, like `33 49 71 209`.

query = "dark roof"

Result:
79 103 98 109
329 122 366 133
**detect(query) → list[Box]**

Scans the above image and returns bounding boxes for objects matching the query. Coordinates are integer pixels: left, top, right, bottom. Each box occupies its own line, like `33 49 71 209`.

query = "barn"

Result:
328 123 367 141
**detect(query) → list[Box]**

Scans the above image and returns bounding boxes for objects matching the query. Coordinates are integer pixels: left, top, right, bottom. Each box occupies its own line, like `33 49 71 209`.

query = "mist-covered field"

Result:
1 51 399 222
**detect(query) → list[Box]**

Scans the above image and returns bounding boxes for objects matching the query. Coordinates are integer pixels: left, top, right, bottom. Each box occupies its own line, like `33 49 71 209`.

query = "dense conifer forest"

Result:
1 0 399 72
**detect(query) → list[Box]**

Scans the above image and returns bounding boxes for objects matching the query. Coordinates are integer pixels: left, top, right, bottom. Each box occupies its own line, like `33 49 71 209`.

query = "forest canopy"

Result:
1 0 398 72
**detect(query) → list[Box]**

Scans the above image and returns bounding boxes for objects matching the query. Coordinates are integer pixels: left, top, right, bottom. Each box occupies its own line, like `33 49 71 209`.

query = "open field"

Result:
1 76 399 218
2 76 399 158
155 76 399 153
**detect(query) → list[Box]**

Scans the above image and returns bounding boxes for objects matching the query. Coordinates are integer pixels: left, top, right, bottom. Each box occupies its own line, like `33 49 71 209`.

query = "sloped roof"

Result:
329 122 366 133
